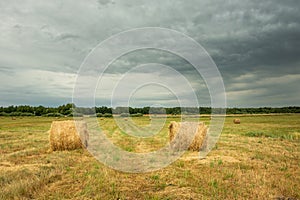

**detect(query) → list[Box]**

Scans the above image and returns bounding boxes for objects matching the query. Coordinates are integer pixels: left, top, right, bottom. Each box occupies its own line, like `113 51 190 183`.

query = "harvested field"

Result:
0 115 299 199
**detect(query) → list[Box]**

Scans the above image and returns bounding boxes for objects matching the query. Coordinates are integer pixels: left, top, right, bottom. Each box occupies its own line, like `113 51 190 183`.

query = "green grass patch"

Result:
244 131 300 141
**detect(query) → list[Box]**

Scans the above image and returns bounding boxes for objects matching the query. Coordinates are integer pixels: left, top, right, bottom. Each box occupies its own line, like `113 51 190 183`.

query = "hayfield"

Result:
0 115 299 199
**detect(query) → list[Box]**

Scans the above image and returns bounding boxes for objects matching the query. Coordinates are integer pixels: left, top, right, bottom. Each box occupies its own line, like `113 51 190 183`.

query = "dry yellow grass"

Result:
0 115 299 199
49 120 89 151
169 121 208 151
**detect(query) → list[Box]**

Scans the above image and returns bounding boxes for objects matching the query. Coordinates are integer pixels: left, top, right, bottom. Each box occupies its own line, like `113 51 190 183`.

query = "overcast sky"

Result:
0 0 299 107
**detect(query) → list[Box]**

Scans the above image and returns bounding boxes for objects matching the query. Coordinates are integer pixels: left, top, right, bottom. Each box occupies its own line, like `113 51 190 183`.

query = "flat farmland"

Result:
0 115 299 199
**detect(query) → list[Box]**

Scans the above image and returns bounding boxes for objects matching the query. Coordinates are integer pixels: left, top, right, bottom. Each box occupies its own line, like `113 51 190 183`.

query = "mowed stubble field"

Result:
0 115 299 200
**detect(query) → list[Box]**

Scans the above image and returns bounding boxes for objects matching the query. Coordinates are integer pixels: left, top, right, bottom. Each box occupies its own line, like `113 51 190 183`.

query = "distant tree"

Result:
0 104 299 116
5 105 16 113
34 105 46 116
58 103 74 115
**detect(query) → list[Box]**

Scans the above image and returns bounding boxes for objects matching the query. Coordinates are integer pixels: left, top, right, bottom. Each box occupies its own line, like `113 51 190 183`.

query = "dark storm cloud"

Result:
0 0 299 107
187 0 300 74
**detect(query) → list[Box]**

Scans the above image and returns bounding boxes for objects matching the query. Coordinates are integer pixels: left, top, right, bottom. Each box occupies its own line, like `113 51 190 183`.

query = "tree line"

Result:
0 104 299 117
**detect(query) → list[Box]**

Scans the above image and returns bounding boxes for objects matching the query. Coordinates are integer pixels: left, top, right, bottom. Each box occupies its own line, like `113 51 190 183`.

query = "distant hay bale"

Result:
168 121 208 151
49 120 89 151
233 119 241 124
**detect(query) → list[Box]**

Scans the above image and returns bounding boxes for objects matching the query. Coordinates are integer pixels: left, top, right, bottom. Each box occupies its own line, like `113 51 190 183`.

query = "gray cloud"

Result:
0 0 299 107
97 0 115 7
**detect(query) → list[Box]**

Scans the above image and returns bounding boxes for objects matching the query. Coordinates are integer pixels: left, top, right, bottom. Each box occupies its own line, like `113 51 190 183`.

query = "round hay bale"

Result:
49 120 89 151
168 121 208 151
233 118 241 124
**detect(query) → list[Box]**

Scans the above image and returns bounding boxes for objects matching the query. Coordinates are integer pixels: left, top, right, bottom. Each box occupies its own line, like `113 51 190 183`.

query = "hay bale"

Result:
233 118 241 124
49 120 89 151
168 121 208 151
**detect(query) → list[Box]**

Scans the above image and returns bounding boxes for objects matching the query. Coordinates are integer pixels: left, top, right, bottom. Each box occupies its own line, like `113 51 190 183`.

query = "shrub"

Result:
103 113 113 118
68 113 84 117
0 112 9 116
20 112 35 116
8 112 22 116
43 113 64 117
120 113 130 118
130 113 143 117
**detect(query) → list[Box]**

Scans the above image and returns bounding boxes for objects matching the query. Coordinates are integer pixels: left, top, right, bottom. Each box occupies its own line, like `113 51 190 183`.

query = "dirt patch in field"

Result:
135 141 148 153
0 161 53 172
180 152 241 163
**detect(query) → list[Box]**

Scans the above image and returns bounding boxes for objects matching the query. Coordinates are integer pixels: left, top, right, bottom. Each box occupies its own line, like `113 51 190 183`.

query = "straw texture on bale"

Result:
233 119 241 124
49 120 89 151
168 121 208 151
